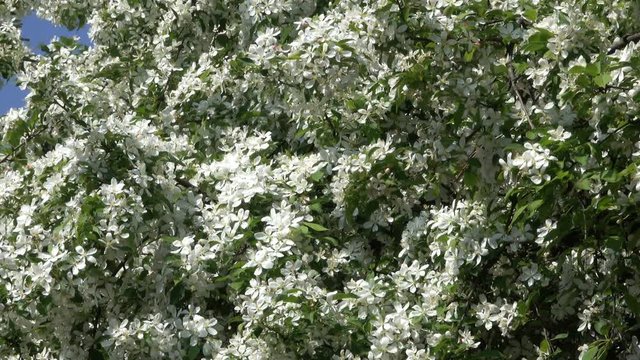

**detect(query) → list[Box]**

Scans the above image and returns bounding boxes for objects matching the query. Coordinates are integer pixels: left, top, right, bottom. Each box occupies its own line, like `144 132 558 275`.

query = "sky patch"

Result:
0 13 91 115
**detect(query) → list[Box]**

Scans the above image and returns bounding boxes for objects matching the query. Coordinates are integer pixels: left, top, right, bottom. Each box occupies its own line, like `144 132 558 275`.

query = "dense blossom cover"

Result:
1 0 640 359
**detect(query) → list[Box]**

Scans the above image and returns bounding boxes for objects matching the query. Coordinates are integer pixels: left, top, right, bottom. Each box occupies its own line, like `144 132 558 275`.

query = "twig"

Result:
324 116 338 138
175 177 196 190
454 148 478 184
0 115 53 165
608 33 640 55
0 96 78 164
453 127 483 183
52 97 70 112
505 46 534 129
598 118 639 144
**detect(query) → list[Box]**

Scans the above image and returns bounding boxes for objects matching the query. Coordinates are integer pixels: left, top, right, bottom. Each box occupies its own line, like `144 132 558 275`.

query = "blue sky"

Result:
0 14 91 115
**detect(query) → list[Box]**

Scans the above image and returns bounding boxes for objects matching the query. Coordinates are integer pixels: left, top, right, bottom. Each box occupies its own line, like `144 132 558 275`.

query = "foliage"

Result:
1 0 640 359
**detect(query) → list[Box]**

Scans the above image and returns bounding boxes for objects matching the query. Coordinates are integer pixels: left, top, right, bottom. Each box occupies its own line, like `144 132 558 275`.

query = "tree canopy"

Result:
1 0 640 359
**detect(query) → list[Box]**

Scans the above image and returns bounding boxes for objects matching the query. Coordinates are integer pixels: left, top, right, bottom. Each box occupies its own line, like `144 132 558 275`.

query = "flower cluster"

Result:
1 0 640 359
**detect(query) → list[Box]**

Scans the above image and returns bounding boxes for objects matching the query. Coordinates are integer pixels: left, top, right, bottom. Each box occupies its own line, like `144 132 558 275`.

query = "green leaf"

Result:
4 119 28 148
575 155 589 166
303 222 329 232
512 203 528 224
595 196 616 210
575 178 592 190
307 308 316 324
529 199 544 212
513 198 544 224
59 36 77 48
463 170 479 188
593 73 612 88
503 143 525 152
160 236 178 244
569 65 586 74
594 320 609 336
309 202 323 213
604 236 623 251
624 289 640 316
310 170 325 182
526 130 539 140
585 62 601 76
523 8 538 21
582 346 599 360
523 30 553 53
321 236 339 246
466 350 507 359
540 339 550 354
619 163 637 177
463 47 476 62
95 64 124 80
335 39 356 52
230 281 245 291
76 196 105 244
332 293 358 300
287 51 303 60
169 281 186 304
582 341 610 360
186 345 201 360
284 288 304 294
551 333 568 340
279 295 302 303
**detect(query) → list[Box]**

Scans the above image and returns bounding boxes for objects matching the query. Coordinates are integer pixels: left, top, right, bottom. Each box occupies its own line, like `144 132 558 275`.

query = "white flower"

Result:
536 219 557 245
474 295 500 330
625 336 640 360
245 248 279 276
497 301 518 335
261 202 304 238
72 246 97 275
459 329 481 348
525 58 552 88
16 203 37 229
578 344 590 360
547 126 571 141
501 142 556 184
172 236 195 256
577 308 593 332
179 307 218 346
518 263 542 286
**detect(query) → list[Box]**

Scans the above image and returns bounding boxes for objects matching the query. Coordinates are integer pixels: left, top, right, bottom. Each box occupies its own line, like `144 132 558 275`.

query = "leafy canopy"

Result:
1 0 640 359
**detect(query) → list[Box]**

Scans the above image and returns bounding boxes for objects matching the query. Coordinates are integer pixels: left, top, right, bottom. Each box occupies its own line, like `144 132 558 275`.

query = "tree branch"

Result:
608 33 640 54
506 47 534 129
0 115 51 165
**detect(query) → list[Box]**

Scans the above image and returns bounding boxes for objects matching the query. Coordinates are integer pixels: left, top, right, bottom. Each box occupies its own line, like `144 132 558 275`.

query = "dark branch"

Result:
608 33 640 54
506 44 534 129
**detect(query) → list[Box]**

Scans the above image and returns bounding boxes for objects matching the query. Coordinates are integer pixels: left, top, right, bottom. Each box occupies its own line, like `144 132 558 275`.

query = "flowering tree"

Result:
1 0 640 358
